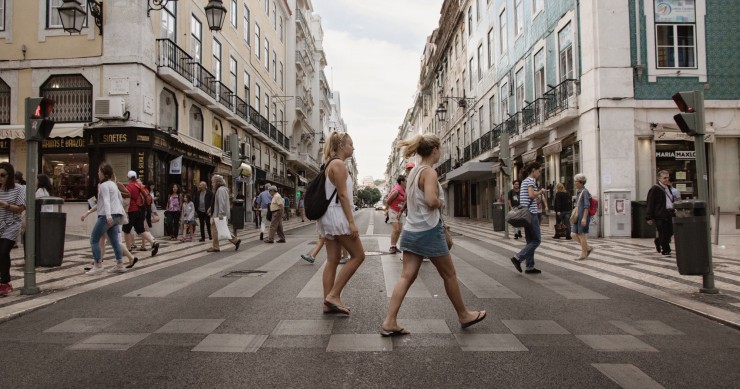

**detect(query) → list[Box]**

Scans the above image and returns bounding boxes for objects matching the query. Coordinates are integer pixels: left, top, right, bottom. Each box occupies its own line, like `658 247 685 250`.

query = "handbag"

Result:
214 217 232 240
506 201 532 228
441 219 453 250
570 191 584 225
555 222 568 237
266 207 273 221
151 213 160 223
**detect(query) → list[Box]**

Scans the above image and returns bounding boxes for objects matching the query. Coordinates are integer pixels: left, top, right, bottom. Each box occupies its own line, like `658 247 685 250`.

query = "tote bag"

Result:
570 191 585 225
214 217 232 240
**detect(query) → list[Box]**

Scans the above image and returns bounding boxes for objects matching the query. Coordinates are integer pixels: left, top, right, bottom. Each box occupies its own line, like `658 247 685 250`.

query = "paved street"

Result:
0 209 738 388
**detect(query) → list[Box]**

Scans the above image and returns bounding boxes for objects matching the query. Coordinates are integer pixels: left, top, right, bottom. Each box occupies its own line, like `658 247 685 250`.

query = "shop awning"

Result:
0 124 84 139
446 162 495 181
178 133 223 156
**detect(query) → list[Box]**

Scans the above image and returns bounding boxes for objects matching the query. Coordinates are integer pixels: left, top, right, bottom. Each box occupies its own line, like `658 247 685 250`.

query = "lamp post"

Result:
58 0 88 34
204 0 228 31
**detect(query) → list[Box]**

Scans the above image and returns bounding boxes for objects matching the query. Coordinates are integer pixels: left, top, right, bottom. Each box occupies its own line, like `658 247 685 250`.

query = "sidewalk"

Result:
0 216 310 323
445 216 740 329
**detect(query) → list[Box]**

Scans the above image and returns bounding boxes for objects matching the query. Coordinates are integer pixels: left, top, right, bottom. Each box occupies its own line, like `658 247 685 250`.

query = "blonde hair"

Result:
397 134 440 159
323 131 350 162
555 183 566 192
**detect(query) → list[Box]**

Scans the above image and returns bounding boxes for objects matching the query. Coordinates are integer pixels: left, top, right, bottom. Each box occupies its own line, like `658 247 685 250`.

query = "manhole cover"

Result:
223 270 267 277
364 251 385 255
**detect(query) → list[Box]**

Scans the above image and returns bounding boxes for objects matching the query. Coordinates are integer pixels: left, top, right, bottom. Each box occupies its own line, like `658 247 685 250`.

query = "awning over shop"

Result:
178 133 224 156
522 149 539 163
0 124 85 139
446 162 495 181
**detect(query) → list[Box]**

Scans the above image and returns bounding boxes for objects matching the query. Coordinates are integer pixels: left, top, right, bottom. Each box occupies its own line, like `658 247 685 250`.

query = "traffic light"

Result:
672 91 704 136
25 97 55 141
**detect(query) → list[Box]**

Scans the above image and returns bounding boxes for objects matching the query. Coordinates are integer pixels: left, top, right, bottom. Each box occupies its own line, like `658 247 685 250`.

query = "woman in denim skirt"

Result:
380 134 486 336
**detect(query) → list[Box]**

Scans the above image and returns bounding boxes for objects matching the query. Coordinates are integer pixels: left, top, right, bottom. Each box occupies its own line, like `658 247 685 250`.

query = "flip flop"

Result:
380 328 411 337
586 247 593 257
125 257 139 269
323 301 350 315
461 311 487 329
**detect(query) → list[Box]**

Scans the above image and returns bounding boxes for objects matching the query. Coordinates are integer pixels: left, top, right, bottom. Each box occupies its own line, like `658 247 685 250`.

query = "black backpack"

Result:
304 158 340 221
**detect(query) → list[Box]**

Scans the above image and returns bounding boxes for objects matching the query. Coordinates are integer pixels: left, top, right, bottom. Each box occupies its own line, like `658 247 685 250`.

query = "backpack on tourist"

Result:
304 158 340 221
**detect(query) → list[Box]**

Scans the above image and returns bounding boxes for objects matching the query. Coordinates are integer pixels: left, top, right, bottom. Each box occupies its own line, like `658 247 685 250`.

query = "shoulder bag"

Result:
506 200 532 228
570 190 584 225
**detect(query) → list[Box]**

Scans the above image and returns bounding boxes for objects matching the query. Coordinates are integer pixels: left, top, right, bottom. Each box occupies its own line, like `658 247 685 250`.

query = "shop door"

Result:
454 182 470 218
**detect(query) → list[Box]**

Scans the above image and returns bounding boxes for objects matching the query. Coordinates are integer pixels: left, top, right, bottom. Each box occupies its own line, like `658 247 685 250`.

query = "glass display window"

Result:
42 153 89 200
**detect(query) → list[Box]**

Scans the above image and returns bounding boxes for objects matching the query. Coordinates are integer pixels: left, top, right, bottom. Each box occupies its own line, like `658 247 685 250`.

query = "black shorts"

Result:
122 210 146 234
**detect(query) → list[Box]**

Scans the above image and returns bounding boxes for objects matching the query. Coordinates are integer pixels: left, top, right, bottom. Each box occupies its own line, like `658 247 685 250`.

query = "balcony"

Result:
544 78 579 128
296 48 315 73
234 95 250 124
287 151 320 174
521 98 548 135
319 70 329 88
208 81 234 118
435 158 452 178
296 8 309 38
295 96 306 118
156 39 193 91
186 62 217 106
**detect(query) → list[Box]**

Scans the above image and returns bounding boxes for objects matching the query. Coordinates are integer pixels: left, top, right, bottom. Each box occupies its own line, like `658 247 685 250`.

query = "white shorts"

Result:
388 209 404 224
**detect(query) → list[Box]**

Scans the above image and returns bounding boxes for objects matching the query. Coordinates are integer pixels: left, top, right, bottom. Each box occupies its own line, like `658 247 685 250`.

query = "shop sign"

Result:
101 133 128 144
137 151 146 183
656 151 695 160
42 138 86 149
655 131 714 143
137 134 151 143
0 129 24 139
154 134 168 149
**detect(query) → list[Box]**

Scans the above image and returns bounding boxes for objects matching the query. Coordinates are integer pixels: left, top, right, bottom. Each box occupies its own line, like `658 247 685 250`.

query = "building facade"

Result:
392 0 739 237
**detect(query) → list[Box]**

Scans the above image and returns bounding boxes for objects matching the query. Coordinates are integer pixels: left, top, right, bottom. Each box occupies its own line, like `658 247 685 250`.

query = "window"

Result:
272 102 277 126
190 15 202 63
454 34 459 59
230 0 237 27
0 78 9 124
514 0 523 36
254 142 261 166
476 0 481 20
468 58 474 89
264 38 270 69
265 0 269 15
477 107 484 139
255 84 261 114
279 16 283 42
488 95 496 127
264 93 269 121
272 50 277 81
279 62 284 89
558 22 574 81
655 0 696 69
467 6 473 36
243 71 250 105
244 5 250 45
272 2 276 29
533 0 544 16
159 89 177 132
255 23 261 58
477 44 483 80
229 56 238 95
500 83 508 119
40 74 92 123
0 0 5 31
161 1 176 41
487 28 494 68
279 110 284 131
212 38 222 81
534 49 545 98
47 0 87 29
515 68 524 111
499 9 507 53
212 118 223 149
189 105 203 141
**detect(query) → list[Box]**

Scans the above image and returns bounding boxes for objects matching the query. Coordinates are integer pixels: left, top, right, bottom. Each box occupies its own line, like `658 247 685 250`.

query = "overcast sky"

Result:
312 0 443 182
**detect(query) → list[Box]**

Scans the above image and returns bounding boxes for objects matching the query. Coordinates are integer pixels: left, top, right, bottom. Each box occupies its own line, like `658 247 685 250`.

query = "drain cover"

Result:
223 270 267 277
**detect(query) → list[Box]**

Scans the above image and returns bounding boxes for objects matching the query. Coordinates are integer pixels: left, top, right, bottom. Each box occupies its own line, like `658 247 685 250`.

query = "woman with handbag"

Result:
571 174 593 260
510 161 545 274
552 183 572 240
164 183 182 241
381 134 486 336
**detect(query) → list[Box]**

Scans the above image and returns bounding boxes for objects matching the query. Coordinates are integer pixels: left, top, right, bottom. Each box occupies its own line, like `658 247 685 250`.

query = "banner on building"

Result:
169 156 183 174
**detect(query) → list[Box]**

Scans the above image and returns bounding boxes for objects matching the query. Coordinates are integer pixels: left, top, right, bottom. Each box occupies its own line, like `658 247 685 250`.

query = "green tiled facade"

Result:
630 0 740 100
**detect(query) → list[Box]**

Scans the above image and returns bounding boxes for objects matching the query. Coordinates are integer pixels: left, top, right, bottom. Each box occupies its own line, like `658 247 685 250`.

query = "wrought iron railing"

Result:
234 96 249 122
156 39 193 82
471 138 480 157
191 62 217 99
521 100 538 130
248 105 260 127
463 145 471 162
213 82 232 110
504 114 520 136
544 78 578 119
480 130 492 153
0 79 11 124
269 124 278 140
492 122 504 148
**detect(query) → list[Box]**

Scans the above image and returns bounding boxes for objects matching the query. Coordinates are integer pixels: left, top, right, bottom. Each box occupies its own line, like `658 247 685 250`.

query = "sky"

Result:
312 0 443 182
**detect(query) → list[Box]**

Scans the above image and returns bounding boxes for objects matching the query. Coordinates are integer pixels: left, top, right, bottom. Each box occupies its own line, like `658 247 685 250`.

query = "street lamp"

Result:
205 0 228 31
435 95 475 122
300 132 325 146
58 0 89 34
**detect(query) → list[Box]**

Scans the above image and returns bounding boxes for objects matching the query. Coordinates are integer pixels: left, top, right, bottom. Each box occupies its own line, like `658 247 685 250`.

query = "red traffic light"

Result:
31 98 54 119
672 92 695 113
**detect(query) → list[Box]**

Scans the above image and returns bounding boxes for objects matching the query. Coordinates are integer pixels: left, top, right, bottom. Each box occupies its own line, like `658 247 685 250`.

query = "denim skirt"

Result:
398 220 449 258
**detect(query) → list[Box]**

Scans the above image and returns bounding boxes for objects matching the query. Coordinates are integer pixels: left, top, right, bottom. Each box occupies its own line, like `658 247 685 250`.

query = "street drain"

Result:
223 270 267 277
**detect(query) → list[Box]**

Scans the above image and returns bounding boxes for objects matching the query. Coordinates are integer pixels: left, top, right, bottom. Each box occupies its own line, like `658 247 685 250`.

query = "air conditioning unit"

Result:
94 97 126 119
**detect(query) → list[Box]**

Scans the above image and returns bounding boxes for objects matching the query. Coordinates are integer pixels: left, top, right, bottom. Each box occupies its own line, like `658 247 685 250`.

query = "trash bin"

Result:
231 199 245 230
631 201 656 238
673 200 710 275
492 202 505 231
36 197 65 267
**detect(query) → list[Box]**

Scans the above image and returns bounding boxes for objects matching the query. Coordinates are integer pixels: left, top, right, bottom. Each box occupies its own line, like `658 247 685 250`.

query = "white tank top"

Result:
324 161 353 207
404 166 443 232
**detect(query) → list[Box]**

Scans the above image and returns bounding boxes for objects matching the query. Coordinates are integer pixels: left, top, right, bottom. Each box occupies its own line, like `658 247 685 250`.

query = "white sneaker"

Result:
301 254 316 264
109 264 127 273
86 265 106 275
339 256 348 264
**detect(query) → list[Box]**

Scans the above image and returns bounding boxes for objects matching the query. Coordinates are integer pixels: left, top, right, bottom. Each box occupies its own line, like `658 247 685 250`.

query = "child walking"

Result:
179 193 195 242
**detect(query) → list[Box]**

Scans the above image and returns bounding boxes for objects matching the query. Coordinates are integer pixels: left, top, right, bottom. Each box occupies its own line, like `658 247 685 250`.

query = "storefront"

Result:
41 136 89 201
655 137 711 200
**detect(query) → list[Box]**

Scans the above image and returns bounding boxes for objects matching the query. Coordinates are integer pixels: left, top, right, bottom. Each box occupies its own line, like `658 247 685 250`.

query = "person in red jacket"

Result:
122 171 160 257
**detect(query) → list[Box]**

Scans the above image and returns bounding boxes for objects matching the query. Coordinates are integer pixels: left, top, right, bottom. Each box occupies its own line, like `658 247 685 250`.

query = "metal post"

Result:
693 91 718 294
500 130 511 239
22 140 40 295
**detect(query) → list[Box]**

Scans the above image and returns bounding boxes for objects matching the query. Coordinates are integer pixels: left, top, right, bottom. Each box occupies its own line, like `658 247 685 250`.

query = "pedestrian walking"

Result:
139 181 159 251
86 163 127 275
646 170 676 256
122 171 160 257
508 180 523 239
510 162 545 274
194 181 213 241
316 132 366 315
386 175 407 254
301 234 349 265
164 183 182 240
264 186 286 243
0 163 25 296
283 194 290 221
256 184 273 240
552 183 572 240
207 174 241 252
381 134 486 336
252 195 262 228
179 193 195 242
572 174 593 260
298 197 305 222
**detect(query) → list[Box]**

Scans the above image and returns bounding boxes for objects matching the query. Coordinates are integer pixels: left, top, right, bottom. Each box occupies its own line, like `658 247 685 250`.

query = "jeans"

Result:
197 210 212 240
655 218 673 254
516 213 541 270
90 215 123 263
